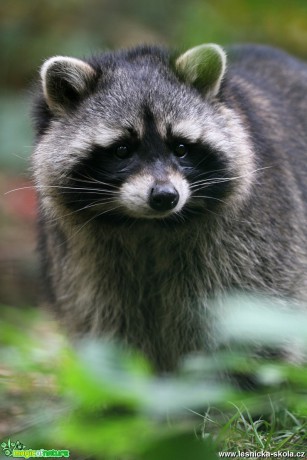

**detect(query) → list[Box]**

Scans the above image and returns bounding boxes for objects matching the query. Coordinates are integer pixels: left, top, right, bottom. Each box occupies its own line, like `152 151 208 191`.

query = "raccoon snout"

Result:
149 183 179 211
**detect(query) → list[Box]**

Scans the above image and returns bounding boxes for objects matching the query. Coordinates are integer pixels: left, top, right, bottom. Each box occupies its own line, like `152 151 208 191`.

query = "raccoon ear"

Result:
175 44 226 98
40 56 97 115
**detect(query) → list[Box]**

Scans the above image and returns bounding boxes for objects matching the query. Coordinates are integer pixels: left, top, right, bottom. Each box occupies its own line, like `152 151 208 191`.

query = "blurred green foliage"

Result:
1 296 307 458
2 0 307 171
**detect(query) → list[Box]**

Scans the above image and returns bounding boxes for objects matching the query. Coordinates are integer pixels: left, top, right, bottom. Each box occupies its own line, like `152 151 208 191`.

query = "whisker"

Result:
5 185 36 195
43 198 120 225
192 195 228 205
172 211 186 224
55 204 122 249
60 189 117 196
5 185 119 196
185 205 222 219
190 168 232 181
190 166 271 189
67 174 119 189
191 180 228 189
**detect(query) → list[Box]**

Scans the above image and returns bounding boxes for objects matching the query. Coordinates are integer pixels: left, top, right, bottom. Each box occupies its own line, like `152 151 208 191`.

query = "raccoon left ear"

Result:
175 44 226 98
40 56 97 115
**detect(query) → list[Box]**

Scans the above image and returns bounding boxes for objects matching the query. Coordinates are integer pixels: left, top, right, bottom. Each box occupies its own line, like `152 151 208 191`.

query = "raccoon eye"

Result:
115 145 131 159
174 143 188 158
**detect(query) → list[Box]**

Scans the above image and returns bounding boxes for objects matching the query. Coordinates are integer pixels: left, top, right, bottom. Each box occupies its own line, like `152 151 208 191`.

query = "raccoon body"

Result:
33 44 307 371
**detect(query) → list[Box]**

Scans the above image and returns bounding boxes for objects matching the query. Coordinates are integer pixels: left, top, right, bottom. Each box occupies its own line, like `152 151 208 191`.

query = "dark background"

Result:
2 0 307 307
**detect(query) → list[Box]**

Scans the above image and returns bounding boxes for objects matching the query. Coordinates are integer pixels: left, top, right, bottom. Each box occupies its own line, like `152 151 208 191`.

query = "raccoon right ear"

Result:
40 56 97 115
175 44 227 98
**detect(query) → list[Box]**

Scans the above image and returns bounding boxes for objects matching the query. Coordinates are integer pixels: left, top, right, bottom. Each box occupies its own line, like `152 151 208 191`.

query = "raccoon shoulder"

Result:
223 44 307 102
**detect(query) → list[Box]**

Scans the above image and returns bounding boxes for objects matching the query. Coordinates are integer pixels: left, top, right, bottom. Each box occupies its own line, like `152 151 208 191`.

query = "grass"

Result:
202 406 307 452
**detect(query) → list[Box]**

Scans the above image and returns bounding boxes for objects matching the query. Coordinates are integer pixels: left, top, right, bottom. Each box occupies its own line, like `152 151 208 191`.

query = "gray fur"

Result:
32 44 307 371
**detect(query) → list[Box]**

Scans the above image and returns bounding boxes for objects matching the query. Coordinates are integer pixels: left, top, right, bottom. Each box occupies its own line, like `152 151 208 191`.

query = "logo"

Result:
1 440 70 458
1 440 26 457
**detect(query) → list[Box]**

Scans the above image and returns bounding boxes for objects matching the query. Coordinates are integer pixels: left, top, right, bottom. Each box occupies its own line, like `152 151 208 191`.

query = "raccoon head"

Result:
33 44 254 224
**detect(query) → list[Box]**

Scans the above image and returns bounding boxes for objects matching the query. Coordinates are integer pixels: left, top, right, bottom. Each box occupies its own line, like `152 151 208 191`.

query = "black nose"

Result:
149 184 179 211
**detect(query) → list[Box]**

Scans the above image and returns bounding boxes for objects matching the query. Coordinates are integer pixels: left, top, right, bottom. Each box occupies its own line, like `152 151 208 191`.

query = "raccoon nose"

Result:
149 184 179 211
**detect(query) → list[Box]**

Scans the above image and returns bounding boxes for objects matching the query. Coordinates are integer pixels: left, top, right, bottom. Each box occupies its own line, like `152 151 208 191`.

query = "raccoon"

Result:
32 44 307 372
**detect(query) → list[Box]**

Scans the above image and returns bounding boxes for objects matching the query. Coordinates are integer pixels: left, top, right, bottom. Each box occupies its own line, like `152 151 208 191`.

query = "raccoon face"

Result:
62 112 234 221
34 45 254 223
